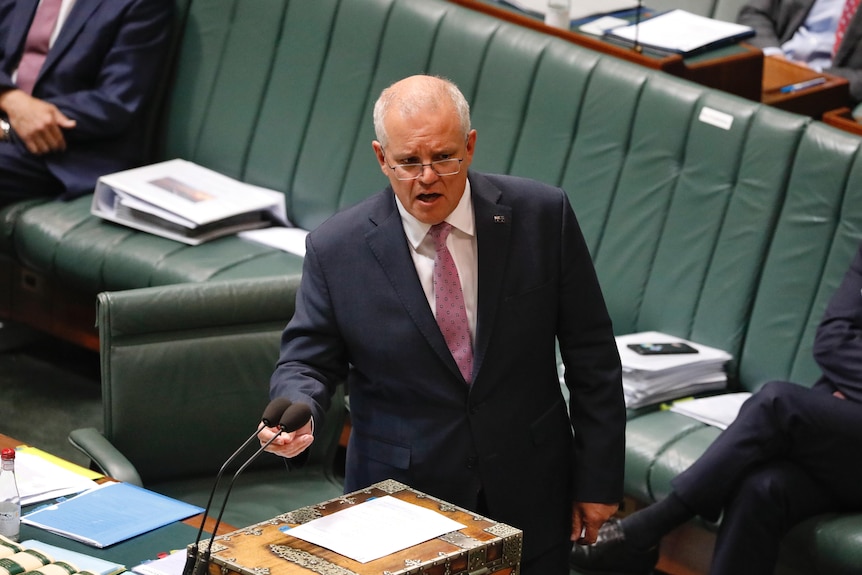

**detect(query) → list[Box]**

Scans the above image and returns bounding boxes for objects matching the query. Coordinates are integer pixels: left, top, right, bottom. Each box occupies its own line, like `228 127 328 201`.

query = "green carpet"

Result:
0 333 101 467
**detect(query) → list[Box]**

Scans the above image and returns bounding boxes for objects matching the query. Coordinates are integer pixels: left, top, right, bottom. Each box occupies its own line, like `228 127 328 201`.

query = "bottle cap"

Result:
0 448 14 460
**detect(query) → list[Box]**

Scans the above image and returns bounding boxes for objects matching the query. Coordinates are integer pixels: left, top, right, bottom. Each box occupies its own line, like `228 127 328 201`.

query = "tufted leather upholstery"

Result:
7 0 854 569
69 275 347 529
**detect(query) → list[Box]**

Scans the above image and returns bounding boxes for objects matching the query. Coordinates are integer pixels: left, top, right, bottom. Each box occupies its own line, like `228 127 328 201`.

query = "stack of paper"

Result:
617 331 732 409
604 9 755 55
500 0 639 20
669 392 752 429
15 447 101 506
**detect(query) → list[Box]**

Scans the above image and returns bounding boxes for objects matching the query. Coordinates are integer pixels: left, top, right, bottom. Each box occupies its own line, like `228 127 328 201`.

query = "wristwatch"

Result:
0 118 10 142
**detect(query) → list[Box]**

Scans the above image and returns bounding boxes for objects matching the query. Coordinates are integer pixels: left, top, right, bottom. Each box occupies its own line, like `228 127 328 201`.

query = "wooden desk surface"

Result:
0 434 232 536
761 55 850 118
448 0 764 101
822 107 862 136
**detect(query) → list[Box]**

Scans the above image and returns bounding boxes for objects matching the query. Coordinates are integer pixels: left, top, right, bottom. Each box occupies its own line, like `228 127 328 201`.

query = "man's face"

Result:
373 105 476 225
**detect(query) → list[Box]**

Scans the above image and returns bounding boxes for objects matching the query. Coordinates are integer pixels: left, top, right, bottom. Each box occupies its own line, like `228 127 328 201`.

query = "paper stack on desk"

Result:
15 447 101 506
604 9 755 55
616 331 732 409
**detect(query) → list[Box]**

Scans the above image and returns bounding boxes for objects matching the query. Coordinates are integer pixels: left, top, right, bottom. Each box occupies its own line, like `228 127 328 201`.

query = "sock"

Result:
619 492 694 550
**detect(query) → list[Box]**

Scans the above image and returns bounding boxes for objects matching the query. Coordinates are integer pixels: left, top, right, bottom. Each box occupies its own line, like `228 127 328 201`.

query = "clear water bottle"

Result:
0 448 20 542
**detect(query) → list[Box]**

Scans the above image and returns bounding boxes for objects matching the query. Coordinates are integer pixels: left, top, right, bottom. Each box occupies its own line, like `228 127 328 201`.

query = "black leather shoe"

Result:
569 518 658 574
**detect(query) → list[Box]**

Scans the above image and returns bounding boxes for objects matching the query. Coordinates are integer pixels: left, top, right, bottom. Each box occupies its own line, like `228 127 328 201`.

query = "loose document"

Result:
285 495 465 564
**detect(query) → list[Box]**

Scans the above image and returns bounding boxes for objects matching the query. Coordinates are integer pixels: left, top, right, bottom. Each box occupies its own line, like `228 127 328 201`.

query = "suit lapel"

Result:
469 173 511 385
4 2 37 71
38 0 104 82
365 176 513 384
364 193 460 376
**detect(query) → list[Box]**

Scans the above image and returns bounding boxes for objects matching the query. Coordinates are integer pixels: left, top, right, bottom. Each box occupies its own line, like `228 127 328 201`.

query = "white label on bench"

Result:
698 107 733 131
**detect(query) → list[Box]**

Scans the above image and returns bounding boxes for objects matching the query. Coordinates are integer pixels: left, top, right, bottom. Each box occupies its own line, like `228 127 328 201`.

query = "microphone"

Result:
193 403 313 575
633 0 644 53
182 398 293 575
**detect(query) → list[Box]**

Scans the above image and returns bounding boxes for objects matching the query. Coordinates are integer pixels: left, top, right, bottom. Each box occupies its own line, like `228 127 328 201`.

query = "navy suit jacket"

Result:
0 0 173 198
271 172 626 561
813 242 862 402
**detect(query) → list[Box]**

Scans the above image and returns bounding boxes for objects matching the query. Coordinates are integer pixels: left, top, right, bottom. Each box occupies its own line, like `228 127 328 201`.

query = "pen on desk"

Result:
779 77 827 93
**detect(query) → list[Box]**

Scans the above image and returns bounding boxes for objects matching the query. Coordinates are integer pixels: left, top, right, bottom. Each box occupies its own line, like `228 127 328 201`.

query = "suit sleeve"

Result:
48 0 173 141
270 234 347 430
556 193 626 503
825 65 862 105
813 243 862 403
737 0 784 48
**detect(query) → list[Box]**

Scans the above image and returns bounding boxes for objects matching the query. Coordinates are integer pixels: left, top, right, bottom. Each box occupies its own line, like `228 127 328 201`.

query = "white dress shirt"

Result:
396 179 478 342
768 0 845 71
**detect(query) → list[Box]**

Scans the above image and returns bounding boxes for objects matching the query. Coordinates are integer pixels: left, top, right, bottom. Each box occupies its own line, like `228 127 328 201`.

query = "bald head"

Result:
373 75 471 148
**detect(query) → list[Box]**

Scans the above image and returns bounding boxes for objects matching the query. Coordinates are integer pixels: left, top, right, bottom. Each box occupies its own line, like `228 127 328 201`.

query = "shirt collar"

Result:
396 178 475 251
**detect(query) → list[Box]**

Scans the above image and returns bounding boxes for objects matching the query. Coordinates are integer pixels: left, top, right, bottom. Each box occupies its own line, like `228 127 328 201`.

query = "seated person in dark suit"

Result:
738 0 862 104
0 0 174 206
570 239 862 575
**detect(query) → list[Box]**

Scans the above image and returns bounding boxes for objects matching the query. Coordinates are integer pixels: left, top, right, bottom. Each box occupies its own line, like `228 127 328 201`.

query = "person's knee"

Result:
746 380 807 416
731 466 793 519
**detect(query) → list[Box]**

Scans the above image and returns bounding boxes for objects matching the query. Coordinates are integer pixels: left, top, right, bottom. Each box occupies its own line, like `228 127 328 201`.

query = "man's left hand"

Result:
571 501 619 544
0 89 76 155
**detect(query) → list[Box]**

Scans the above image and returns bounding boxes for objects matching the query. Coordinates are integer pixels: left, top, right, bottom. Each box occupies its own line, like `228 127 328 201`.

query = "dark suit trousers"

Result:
0 140 63 206
670 380 862 575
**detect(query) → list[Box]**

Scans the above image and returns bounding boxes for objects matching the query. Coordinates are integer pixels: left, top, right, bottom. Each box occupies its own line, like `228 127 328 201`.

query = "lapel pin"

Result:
493 215 507 224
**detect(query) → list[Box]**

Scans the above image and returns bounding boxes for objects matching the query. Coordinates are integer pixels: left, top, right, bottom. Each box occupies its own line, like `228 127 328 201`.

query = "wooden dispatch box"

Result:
197 479 522 575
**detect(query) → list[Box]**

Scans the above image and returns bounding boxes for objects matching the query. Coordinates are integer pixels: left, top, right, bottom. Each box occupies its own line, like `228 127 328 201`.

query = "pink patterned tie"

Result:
834 0 860 57
430 222 473 383
16 0 64 95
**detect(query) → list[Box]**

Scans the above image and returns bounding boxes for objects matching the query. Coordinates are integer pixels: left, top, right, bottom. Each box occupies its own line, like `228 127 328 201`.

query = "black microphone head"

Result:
261 397 293 427
278 402 312 433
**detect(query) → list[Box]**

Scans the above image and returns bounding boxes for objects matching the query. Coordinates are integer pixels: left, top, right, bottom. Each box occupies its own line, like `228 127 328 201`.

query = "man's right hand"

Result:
0 89 76 155
257 419 315 459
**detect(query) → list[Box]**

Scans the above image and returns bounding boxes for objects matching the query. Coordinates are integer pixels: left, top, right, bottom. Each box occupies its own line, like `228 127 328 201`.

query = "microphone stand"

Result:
181 430 265 575
633 0 644 53
193 432 285 575
183 399 292 575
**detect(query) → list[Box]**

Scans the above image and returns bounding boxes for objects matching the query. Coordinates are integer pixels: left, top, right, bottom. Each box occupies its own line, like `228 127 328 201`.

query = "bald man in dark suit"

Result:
260 75 626 575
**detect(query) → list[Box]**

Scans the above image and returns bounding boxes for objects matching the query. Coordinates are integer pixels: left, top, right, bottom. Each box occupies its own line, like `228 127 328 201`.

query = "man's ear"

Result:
372 141 386 170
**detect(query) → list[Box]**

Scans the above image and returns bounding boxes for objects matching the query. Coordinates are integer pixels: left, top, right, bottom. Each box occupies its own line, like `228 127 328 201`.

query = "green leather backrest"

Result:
16 0 862 396
96 275 345 484
150 0 850 381
738 124 862 391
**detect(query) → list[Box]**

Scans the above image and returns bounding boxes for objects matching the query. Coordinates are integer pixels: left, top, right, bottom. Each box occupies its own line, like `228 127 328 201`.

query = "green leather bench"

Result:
69 276 348 530
0 0 852 570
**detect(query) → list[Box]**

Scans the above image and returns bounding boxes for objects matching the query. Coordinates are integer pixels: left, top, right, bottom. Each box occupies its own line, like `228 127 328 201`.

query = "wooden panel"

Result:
447 0 764 101
761 56 850 118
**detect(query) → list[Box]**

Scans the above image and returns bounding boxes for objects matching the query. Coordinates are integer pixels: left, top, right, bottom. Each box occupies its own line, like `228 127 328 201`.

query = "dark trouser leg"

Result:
0 142 63 206
671 380 862 521
709 461 836 575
